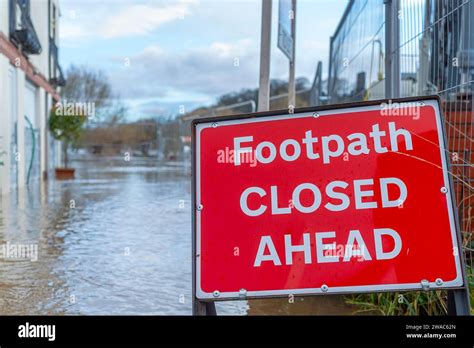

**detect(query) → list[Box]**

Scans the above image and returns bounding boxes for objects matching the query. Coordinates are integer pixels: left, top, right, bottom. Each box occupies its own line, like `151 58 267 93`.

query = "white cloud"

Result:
58 0 347 119
99 1 197 38
107 36 324 117
109 39 260 101
60 23 85 40
59 0 198 41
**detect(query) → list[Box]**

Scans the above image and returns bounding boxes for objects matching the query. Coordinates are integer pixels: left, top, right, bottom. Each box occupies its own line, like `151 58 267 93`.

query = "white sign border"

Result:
194 99 464 300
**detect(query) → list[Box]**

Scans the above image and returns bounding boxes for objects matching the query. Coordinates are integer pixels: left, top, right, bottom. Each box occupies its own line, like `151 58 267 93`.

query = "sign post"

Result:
257 0 272 112
192 96 470 315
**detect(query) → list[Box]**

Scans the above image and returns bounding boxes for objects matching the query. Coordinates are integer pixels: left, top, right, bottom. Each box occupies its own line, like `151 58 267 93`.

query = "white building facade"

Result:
0 0 64 195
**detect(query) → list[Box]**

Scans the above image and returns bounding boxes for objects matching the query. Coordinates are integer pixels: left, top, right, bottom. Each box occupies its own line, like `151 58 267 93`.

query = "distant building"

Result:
0 0 65 194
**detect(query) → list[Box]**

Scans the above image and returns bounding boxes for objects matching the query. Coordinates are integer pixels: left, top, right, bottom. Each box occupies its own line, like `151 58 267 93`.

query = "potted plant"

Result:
48 105 87 179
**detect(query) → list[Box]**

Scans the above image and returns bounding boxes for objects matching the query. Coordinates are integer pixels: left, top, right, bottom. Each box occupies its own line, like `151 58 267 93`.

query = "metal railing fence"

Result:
327 0 474 293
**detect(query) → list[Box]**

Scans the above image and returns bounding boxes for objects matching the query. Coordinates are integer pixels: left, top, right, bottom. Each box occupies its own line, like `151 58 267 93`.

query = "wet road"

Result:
0 156 354 315
0 157 246 315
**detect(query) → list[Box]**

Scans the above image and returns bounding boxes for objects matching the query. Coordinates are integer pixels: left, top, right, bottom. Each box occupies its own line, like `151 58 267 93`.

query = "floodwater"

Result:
0 157 354 315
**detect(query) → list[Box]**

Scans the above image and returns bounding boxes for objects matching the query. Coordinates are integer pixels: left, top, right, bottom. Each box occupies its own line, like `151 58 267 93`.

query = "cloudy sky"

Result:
59 0 347 120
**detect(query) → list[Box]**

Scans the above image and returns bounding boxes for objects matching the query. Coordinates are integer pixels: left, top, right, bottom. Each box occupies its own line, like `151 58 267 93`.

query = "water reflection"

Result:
0 157 356 315
0 157 245 315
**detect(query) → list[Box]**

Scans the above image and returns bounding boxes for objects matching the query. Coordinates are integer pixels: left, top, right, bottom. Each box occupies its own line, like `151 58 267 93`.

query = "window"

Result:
9 0 42 55
50 4 57 40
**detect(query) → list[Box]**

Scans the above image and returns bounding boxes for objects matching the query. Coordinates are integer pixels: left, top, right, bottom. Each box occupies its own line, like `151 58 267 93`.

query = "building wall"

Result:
0 1 8 34
29 0 50 77
0 0 62 195
0 54 11 194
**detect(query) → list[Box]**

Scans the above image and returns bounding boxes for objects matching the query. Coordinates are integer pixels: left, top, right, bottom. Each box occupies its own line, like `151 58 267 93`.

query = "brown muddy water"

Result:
0 157 355 315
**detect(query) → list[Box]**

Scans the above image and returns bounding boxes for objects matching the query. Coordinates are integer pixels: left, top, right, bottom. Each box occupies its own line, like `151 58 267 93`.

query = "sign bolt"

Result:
435 278 443 286
321 284 329 292
197 204 203 211
312 112 320 118
211 122 218 128
418 101 425 107
420 279 430 290
239 288 247 298
213 290 220 298
440 187 448 194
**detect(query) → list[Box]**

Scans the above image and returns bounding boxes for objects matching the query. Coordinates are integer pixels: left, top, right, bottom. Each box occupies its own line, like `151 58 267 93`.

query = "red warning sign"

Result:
193 98 464 300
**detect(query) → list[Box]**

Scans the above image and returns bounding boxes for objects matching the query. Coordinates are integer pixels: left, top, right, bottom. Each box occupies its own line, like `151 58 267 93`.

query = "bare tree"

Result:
61 65 128 125
62 65 111 108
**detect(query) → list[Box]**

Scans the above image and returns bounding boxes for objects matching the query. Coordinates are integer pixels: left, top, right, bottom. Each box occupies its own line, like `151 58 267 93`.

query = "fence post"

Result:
448 289 471 315
192 299 217 316
327 36 334 102
384 0 400 98
418 0 431 95
457 0 474 92
391 0 400 98
384 0 392 98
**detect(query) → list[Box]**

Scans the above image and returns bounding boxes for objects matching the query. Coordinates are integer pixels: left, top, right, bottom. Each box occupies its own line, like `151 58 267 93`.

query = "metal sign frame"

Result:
191 96 471 315
277 0 294 61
